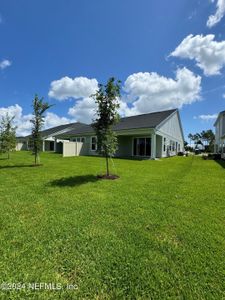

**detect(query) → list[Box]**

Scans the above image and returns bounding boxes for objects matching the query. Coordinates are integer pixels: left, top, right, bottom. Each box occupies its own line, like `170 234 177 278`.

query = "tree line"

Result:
187 130 215 152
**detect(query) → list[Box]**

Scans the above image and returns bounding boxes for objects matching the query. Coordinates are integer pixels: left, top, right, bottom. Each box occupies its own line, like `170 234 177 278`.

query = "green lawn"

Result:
0 152 224 299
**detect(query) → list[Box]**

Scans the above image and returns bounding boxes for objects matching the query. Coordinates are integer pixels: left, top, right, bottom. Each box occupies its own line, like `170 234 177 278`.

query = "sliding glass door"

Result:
133 137 151 157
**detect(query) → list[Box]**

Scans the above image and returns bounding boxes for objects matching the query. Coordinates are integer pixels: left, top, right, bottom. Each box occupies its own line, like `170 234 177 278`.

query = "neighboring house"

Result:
56 108 184 159
214 110 225 158
16 122 87 152
17 109 184 159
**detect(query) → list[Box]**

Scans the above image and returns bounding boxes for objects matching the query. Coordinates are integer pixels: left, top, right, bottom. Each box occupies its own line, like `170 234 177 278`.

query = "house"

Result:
55 108 184 159
17 109 184 159
214 110 225 158
16 122 87 152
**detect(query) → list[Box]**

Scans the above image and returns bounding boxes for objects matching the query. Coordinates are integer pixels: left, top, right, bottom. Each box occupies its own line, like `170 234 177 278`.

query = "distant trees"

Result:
92 77 121 177
30 95 52 165
188 129 215 152
0 113 17 159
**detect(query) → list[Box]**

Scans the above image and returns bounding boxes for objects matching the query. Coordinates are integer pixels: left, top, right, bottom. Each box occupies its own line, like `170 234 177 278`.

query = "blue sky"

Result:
0 0 225 138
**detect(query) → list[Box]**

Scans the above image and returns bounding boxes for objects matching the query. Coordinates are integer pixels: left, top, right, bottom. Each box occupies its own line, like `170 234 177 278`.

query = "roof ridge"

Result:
119 108 177 121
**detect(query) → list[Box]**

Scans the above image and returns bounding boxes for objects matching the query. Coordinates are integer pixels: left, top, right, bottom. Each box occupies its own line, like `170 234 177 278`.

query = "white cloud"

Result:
49 69 201 123
194 114 218 121
171 34 225 76
68 97 97 124
44 112 72 128
0 104 73 136
48 76 98 100
49 75 100 123
223 93 225 98
122 68 201 115
0 59 11 70
207 0 225 28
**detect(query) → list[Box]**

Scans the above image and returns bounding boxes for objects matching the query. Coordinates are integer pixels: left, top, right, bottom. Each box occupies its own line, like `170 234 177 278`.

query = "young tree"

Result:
0 113 17 159
92 77 121 177
30 95 52 165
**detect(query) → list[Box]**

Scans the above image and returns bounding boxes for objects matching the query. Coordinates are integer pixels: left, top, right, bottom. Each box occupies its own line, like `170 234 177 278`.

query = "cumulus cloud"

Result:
207 0 225 28
122 68 201 115
0 104 73 136
194 114 218 121
0 59 11 70
68 97 97 123
48 76 98 100
170 34 225 76
49 70 201 122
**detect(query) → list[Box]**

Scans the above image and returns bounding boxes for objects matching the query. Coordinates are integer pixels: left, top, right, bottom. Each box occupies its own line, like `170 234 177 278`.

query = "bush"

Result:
177 152 184 156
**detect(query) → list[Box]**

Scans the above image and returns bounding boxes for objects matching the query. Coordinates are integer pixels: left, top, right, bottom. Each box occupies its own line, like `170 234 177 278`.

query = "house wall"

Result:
156 135 162 158
116 136 133 157
156 111 184 157
215 113 225 152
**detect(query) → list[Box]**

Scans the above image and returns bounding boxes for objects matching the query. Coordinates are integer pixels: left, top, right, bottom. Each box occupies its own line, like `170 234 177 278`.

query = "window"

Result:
72 137 85 142
133 137 151 156
163 138 166 152
170 140 175 151
91 136 97 151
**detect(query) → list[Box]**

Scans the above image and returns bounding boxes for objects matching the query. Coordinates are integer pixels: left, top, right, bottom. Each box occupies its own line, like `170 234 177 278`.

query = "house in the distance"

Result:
16 122 87 152
17 109 184 159
214 110 225 158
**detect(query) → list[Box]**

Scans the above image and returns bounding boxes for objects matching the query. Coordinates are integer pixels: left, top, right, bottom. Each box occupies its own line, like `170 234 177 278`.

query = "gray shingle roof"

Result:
56 109 177 137
25 122 86 138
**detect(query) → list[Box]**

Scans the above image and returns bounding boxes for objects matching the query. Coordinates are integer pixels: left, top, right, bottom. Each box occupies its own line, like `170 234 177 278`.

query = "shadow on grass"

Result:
0 164 37 169
49 175 98 187
215 159 225 169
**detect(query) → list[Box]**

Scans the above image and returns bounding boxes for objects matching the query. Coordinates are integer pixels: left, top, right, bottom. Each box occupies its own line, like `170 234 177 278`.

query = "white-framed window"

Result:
71 137 86 143
91 136 97 151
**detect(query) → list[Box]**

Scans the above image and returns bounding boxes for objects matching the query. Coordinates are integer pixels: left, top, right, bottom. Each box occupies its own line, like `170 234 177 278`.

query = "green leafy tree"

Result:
188 133 194 148
92 77 121 176
204 129 215 152
30 95 52 165
0 113 17 159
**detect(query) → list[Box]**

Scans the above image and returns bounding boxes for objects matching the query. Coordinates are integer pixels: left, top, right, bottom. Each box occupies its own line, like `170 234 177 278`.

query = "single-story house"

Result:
17 109 184 159
16 122 87 152
214 110 225 158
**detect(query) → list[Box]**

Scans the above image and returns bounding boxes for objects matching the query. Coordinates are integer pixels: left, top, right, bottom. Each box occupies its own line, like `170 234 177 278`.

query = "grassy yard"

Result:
0 152 224 299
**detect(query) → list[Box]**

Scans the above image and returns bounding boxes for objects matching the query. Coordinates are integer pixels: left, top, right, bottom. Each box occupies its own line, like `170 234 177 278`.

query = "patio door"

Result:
133 138 151 157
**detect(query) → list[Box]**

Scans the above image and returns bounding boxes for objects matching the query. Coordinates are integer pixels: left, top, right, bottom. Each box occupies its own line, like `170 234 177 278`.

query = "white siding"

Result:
215 112 225 152
157 112 183 141
156 111 184 157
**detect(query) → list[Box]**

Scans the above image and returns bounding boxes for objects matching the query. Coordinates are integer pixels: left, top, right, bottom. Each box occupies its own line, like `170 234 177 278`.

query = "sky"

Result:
1 0 225 139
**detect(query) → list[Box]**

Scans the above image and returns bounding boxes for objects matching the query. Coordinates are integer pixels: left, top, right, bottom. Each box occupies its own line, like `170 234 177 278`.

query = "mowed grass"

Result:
0 152 224 299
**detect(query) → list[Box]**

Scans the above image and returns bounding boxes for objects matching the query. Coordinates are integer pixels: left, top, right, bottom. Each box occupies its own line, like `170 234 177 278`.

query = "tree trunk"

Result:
7 150 10 159
105 154 109 176
35 151 37 165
